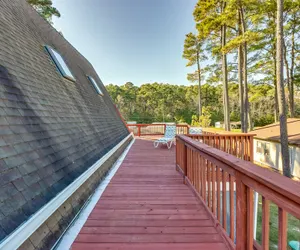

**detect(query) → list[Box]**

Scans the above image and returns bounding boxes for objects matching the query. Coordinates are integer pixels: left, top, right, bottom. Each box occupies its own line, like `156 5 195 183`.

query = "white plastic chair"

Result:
153 125 176 149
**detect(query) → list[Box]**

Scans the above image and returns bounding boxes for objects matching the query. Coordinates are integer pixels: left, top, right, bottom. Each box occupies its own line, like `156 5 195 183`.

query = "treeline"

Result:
106 82 299 126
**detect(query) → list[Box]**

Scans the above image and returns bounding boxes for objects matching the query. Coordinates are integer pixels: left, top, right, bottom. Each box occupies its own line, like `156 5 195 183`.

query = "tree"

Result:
191 107 212 127
283 0 300 117
276 0 291 177
193 0 235 131
183 33 206 116
28 0 60 23
248 0 279 122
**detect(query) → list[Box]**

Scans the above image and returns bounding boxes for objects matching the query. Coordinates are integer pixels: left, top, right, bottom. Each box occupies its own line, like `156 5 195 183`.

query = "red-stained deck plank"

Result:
72 139 230 250
72 243 229 250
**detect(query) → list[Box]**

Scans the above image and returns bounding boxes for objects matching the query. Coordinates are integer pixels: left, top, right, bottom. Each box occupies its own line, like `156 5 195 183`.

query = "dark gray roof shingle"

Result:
0 0 129 241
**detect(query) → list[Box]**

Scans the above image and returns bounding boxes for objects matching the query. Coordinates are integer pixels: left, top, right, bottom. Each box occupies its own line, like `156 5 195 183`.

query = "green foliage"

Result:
106 82 290 127
183 32 207 115
183 33 206 67
191 107 212 127
254 114 275 127
191 115 200 126
27 0 60 23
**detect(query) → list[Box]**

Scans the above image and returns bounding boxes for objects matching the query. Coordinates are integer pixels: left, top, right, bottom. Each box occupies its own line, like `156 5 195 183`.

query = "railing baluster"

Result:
240 136 243 159
278 208 287 250
186 147 188 179
246 136 249 161
190 149 193 184
208 161 211 210
191 149 194 185
212 164 216 216
183 144 187 181
189 148 192 180
199 154 203 196
216 166 221 222
230 175 234 241
247 188 254 249
229 136 233 155
222 170 227 231
202 158 207 203
197 153 200 193
235 136 238 157
262 197 270 250
192 150 197 188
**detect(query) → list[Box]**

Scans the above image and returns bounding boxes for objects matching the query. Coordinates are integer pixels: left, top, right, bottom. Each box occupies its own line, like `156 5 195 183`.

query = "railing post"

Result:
250 135 254 162
138 125 141 137
183 144 187 182
236 177 247 250
236 176 254 250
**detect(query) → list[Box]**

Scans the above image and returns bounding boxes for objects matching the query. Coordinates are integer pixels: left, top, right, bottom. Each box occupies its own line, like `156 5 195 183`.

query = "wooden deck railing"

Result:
186 134 254 162
127 124 189 136
176 135 300 250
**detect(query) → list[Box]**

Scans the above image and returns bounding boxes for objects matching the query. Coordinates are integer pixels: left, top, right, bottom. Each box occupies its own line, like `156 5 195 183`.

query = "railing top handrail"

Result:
127 124 255 135
177 135 300 208
126 123 189 127
187 133 256 137
127 123 189 127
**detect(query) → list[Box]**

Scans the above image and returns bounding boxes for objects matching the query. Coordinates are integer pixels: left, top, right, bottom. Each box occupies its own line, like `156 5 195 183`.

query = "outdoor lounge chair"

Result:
154 125 176 149
189 127 203 134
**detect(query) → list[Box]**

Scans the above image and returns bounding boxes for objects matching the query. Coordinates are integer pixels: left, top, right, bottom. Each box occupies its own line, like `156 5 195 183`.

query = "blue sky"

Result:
52 0 198 86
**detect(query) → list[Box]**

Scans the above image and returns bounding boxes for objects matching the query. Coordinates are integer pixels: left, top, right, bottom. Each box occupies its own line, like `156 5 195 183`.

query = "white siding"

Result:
253 139 300 178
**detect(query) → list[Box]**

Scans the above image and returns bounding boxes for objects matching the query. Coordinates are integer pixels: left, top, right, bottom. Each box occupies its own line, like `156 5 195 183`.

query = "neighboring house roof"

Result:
250 118 300 146
0 0 128 241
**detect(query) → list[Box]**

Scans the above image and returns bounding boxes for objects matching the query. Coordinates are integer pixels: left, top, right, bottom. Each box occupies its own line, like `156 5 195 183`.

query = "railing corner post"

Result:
236 177 254 250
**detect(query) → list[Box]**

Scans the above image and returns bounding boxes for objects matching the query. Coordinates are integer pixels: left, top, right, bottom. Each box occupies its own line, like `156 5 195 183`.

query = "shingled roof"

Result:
250 118 300 146
0 0 128 241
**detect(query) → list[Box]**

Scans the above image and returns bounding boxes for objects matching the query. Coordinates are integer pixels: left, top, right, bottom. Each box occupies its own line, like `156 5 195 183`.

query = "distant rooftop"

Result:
251 118 300 146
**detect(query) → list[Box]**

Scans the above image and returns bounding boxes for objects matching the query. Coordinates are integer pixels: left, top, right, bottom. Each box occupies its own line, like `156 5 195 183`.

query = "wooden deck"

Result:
71 138 230 250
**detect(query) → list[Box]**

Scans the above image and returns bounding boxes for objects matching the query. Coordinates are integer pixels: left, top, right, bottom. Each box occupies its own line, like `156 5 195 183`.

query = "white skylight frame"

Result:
45 45 75 81
87 76 104 95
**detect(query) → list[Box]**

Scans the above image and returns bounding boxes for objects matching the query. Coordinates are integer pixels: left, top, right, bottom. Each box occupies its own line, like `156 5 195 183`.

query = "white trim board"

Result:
54 136 135 250
0 133 134 250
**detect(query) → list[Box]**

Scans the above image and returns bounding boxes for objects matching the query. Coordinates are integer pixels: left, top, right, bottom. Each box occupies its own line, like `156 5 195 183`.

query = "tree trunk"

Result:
248 108 253 130
222 24 230 131
283 41 292 117
243 42 249 132
273 53 279 122
220 1 230 131
238 45 244 132
196 52 202 116
240 7 249 133
238 10 244 132
290 22 295 117
276 0 291 177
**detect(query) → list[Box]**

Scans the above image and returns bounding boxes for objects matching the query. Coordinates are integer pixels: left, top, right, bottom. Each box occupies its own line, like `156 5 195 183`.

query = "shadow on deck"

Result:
71 138 230 250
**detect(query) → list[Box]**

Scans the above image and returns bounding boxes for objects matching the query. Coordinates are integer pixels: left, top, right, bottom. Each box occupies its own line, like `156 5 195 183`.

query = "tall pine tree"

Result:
183 33 207 116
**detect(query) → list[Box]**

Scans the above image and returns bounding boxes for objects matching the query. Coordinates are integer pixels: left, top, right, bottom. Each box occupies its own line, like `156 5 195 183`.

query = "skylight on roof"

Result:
87 76 103 95
45 46 75 81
